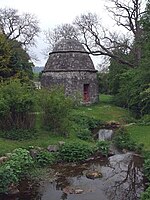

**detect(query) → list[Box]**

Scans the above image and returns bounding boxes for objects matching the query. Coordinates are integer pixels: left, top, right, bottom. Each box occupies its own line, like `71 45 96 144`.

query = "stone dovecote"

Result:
41 38 99 104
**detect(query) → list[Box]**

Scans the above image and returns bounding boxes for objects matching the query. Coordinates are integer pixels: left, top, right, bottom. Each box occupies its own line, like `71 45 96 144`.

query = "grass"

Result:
127 125 150 151
73 94 132 123
0 94 149 155
0 129 91 156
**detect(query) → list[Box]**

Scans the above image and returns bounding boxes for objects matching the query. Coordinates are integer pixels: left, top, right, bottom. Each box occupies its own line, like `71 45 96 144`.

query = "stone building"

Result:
41 38 99 104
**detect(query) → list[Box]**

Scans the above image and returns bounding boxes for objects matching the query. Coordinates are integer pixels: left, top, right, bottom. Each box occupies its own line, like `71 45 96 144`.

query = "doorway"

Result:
83 84 90 102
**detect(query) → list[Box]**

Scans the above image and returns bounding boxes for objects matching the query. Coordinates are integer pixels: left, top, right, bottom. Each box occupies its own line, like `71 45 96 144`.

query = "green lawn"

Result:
0 94 149 155
127 125 150 151
73 94 132 123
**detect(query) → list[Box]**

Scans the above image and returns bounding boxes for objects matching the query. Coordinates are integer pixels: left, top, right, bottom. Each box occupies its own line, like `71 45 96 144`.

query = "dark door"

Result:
83 84 90 102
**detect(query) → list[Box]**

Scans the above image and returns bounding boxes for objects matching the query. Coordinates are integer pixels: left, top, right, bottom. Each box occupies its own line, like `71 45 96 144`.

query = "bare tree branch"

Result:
0 8 40 47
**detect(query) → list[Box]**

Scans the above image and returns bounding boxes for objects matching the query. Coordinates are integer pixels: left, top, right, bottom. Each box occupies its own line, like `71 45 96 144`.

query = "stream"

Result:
1 152 146 200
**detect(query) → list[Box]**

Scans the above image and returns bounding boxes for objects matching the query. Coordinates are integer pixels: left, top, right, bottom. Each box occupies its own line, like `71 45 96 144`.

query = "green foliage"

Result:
143 152 150 182
58 142 94 162
0 165 18 193
0 80 35 131
139 115 150 125
37 87 73 135
35 151 56 167
0 37 34 81
97 72 110 94
140 186 150 200
0 148 33 193
77 128 92 141
113 128 143 153
0 129 37 141
7 148 34 174
114 69 150 116
71 113 101 130
95 141 110 156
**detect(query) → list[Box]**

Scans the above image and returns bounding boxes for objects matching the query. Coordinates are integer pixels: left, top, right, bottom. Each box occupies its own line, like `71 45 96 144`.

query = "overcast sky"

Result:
0 0 114 67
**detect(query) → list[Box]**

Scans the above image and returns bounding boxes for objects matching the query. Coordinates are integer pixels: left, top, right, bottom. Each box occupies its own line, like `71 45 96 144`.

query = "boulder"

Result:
86 171 102 179
0 156 8 164
47 145 59 152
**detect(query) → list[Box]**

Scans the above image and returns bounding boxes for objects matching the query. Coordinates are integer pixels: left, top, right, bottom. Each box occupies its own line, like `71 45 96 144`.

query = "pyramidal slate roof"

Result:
43 38 96 72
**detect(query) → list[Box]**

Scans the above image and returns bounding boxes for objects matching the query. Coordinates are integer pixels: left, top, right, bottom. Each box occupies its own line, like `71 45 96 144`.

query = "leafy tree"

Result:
0 36 34 81
0 80 35 131
0 34 12 80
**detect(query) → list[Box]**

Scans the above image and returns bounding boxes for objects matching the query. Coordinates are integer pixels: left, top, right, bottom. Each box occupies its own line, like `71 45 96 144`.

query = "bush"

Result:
58 142 94 162
140 186 150 200
0 80 35 131
0 148 34 193
0 165 18 193
113 128 143 153
139 115 150 125
95 141 110 156
71 113 101 130
35 151 56 167
143 152 150 182
77 128 92 141
37 87 73 135
0 129 37 140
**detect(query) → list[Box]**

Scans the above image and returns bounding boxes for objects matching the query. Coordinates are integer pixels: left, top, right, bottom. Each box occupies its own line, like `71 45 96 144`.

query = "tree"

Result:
74 0 145 68
44 23 79 53
0 35 34 81
0 8 40 47
105 0 144 66
0 33 12 80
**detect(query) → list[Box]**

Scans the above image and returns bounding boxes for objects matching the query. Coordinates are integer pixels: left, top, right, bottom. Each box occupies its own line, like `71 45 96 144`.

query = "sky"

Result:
0 0 115 67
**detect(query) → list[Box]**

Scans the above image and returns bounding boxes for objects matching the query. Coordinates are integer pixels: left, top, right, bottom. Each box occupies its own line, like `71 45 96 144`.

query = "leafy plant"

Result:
140 186 150 200
71 113 101 130
0 148 34 193
36 151 56 166
37 87 73 135
77 128 92 141
0 80 36 131
0 165 18 193
113 127 143 153
95 141 110 156
7 148 34 174
58 142 94 162
0 129 37 140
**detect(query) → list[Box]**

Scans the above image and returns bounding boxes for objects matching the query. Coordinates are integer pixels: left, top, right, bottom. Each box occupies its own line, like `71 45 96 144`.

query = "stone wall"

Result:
41 70 99 104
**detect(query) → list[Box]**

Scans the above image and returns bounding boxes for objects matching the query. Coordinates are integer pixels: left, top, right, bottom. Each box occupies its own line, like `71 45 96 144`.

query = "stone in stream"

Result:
98 129 113 141
86 171 103 179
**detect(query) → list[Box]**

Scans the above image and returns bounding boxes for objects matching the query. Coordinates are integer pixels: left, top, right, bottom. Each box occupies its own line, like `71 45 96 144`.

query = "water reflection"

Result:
0 153 146 200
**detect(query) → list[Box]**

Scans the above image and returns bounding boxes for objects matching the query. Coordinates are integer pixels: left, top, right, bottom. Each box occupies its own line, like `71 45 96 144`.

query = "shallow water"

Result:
0 153 146 200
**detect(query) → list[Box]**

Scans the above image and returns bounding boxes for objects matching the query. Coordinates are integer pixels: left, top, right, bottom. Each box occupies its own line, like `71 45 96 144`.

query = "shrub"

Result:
0 80 36 131
140 186 150 200
71 113 101 130
0 165 18 193
0 148 34 193
77 128 92 141
143 152 150 182
35 151 56 167
113 128 143 153
95 141 110 156
58 142 94 162
37 87 73 135
139 114 150 125
7 148 34 174
0 129 37 140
